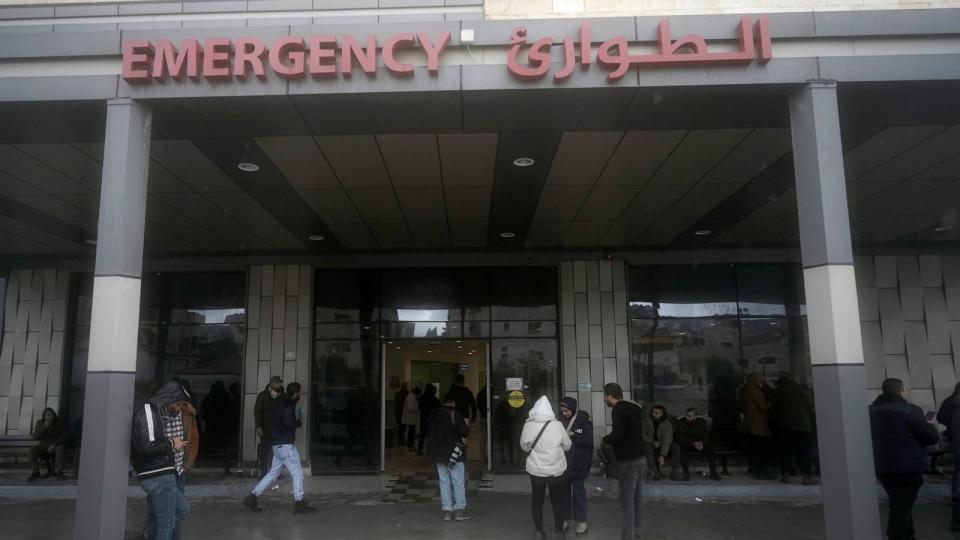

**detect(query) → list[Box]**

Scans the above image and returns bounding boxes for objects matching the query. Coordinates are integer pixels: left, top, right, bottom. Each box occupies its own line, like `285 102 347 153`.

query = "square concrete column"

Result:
789 81 882 540
74 99 151 540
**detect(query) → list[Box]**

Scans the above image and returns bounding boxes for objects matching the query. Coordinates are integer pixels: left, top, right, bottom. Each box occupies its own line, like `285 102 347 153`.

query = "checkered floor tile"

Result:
380 470 490 504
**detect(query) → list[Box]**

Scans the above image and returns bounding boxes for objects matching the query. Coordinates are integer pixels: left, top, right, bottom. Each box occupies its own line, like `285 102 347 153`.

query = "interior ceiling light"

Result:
237 162 260 172
309 235 325 241
934 225 954 232
499 232 516 239
513 157 535 167
694 229 712 236
84 239 97 245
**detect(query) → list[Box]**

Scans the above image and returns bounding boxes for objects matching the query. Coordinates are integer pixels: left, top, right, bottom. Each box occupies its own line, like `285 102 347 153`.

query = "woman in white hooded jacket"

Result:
521 395 573 539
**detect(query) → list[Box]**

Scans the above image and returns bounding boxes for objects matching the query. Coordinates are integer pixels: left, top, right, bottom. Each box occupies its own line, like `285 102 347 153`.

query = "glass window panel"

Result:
490 338 559 473
170 308 245 324
653 265 737 318
628 266 656 319
162 325 245 375
380 321 460 339
315 269 379 323
311 340 381 473
740 318 792 380
381 268 459 317
737 264 788 317
462 321 490 338
386 308 461 322
491 267 558 321
491 320 557 338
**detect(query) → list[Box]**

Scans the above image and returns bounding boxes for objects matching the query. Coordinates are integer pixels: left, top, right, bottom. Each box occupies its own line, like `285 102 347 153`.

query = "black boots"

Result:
293 500 317 514
242 493 262 512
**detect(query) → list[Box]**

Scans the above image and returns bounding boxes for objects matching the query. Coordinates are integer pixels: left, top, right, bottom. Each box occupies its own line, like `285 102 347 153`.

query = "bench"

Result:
0 435 77 475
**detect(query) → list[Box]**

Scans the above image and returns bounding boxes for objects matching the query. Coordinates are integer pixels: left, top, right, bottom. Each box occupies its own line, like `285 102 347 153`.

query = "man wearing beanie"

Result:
559 397 594 535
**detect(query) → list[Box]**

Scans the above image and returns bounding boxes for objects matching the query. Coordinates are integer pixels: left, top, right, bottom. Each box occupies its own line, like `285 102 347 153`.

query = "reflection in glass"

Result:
737 265 788 317
380 321 458 339
740 318 791 377
170 308 245 324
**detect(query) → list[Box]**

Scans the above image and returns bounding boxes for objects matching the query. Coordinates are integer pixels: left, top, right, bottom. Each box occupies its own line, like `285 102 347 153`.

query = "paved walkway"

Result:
0 491 956 539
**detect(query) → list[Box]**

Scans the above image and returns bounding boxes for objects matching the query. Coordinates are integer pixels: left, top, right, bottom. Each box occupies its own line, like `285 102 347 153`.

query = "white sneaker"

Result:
575 522 588 534
271 484 280 491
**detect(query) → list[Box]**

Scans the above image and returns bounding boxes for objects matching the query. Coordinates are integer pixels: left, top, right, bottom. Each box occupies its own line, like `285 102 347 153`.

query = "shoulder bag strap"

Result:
530 421 551 452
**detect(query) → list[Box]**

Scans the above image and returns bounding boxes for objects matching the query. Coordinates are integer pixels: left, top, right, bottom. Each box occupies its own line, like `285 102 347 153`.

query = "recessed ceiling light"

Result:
309 235 325 241
387 341 393 344
694 229 712 236
513 157 535 167
499 232 516 239
934 225 954 232
84 239 97 245
363 325 371 330
237 162 260 172
395 346 401 350
427 350 432 353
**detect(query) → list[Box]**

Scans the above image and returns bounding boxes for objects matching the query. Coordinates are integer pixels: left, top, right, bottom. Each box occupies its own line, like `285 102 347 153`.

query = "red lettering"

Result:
121 40 153 82
269 37 306 79
203 38 233 81
383 33 415 77
418 32 450 76
341 34 377 77
234 37 266 80
152 39 200 80
309 36 337 78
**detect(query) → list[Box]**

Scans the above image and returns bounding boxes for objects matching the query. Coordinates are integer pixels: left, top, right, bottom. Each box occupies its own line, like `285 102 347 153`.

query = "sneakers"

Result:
454 510 471 521
293 500 317 514
242 493 263 512
575 522 588 535
442 511 453 521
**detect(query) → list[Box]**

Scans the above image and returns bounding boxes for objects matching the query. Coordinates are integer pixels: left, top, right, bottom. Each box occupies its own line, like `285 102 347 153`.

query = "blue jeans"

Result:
618 458 644 540
141 474 189 540
436 462 467 512
252 444 305 501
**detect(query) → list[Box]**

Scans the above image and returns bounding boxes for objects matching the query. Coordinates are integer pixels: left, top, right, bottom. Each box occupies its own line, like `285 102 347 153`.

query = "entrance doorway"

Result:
383 340 489 474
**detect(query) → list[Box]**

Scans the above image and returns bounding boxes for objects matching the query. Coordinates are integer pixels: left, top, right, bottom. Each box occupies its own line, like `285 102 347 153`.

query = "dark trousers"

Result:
257 439 273 479
30 443 64 474
406 424 417 449
745 434 772 474
529 474 569 534
418 428 428 454
498 427 516 465
677 442 717 476
644 441 682 476
880 472 923 540
397 423 407 446
777 429 814 476
566 474 588 523
618 458 644 540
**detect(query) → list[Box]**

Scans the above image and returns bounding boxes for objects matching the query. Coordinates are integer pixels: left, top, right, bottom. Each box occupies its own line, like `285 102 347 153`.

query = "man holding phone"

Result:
131 380 196 540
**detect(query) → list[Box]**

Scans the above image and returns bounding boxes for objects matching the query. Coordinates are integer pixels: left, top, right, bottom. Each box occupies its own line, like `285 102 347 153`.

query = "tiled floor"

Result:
380 469 492 504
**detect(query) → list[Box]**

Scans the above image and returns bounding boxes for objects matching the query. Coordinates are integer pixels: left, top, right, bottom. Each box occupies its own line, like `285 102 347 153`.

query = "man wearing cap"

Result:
254 376 283 479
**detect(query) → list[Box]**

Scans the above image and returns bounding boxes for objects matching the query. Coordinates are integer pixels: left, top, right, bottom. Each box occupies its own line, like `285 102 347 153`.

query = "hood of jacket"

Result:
149 380 192 411
529 395 556 423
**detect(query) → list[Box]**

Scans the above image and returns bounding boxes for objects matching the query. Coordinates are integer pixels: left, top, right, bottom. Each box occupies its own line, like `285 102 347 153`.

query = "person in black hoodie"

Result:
601 383 645 540
426 395 471 522
131 380 193 540
243 382 316 514
27 407 69 481
870 378 940 540
418 383 442 456
445 374 478 425
559 397 593 535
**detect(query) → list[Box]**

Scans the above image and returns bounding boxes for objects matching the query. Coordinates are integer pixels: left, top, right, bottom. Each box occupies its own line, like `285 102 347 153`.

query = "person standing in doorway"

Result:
244 382 316 514
521 396 572 540
771 374 818 485
739 372 774 479
559 397 593 535
426 395 471 522
253 376 283 479
131 380 194 540
403 386 422 453
418 384 442 456
870 378 939 540
445 374 478 426
395 382 410 448
601 383 646 540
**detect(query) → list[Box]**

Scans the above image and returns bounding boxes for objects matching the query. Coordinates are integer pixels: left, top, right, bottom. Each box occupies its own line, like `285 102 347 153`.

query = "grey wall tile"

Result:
900 286 924 322
930 354 956 392
587 289 601 326
951 322 960 376
875 256 897 288
854 256 875 288
598 260 613 292
878 289 905 354
183 1 249 13
54 23 118 33
573 261 586 293
381 0 445 6
601 316 615 358
858 288 879 322
261 265 274 296
603 357 617 385
55 5 118 17
861 322 884 388
884 355 909 385
560 262 574 294
273 295 286 330
249 0 312 10
947 287 960 321
378 13 444 22
445 11 481 21
271 328 284 376
312 15 378 24
612 261 627 325
925 288 951 354
247 292 260 329
120 3 184 15
575 293 588 357
249 266 262 298
944 257 960 289
247 17 313 27
577 356 590 386
286 265 299 296
273 265 286 301
561 292 575 327
904 322 932 389
919 255 943 287
0 6 55 19
245 328 259 391
296 329 310 384
315 0 377 8
589 325 602 363
0 31 120 59
897 256 922 287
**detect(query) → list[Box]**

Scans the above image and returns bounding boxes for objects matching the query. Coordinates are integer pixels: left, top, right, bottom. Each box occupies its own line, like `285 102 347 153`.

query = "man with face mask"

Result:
244 382 316 514
253 376 284 479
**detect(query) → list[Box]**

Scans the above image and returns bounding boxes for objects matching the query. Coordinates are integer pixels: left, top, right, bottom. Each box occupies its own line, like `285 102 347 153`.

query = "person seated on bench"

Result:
643 405 682 480
28 407 69 481
675 408 722 481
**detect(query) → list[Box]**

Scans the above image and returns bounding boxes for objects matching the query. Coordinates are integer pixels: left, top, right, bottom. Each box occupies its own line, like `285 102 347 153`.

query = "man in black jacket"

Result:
253 375 283 479
601 383 645 540
870 378 940 540
675 407 722 481
244 382 316 514
444 374 478 425
131 381 193 540
426 395 471 522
